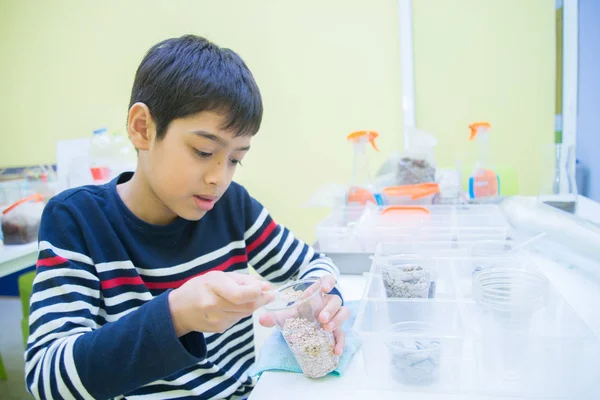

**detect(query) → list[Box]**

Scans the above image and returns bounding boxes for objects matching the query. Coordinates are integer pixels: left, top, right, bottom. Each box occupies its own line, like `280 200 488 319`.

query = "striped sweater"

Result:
25 172 340 400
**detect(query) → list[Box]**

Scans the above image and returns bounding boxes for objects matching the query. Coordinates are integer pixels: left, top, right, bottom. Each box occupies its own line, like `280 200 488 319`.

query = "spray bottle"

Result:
346 130 384 205
468 122 499 199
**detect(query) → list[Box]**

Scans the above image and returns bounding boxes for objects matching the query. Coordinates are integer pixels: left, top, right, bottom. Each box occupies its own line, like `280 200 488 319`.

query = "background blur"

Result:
0 0 556 242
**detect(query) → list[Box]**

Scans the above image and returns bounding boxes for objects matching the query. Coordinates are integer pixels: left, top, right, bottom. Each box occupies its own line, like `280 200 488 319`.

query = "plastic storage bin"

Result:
374 241 538 300
1 194 45 245
313 206 368 253
354 297 469 393
469 239 521 274
354 247 598 397
471 269 597 398
370 254 456 300
315 205 510 254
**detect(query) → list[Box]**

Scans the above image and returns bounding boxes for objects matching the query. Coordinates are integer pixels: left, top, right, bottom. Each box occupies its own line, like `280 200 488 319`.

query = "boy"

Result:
25 35 349 400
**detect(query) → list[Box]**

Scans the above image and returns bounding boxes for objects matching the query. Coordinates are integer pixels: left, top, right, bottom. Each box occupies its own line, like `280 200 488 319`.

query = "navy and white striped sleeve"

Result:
242 190 343 301
25 199 204 400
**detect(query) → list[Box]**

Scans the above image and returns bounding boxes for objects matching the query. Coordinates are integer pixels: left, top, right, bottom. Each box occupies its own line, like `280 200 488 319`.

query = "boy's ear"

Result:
128 103 155 151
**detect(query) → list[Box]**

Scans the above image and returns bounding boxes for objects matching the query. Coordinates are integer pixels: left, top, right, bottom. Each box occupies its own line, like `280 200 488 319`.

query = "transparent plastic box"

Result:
354 297 470 393
471 276 598 398
354 245 599 397
372 241 529 300
1 194 45 245
313 206 367 253
315 205 510 254
370 254 453 300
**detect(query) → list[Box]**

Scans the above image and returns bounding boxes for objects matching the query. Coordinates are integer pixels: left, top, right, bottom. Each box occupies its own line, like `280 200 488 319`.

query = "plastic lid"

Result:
347 130 379 151
383 183 440 200
381 206 431 216
2 194 44 215
347 186 377 205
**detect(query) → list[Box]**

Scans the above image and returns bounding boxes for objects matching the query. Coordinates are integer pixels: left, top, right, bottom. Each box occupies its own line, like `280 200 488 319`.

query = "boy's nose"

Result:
204 160 228 187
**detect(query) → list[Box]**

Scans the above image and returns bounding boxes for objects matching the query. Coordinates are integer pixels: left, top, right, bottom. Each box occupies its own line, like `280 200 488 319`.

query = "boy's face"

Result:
135 110 252 221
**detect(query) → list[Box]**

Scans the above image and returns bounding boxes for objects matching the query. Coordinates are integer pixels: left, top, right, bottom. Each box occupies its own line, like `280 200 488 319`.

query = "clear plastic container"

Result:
471 268 596 398
374 241 532 300
355 252 598 397
1 194 45 245
315 205 510 254
371 256 440 299
313 206 368 253
538 143 578 214
353 298 467 393
435 168 461 205
0 179 32 208
381 263 433 299
264 278 339 379
388 322 442 385
469 240 520 274
472 267 549 318
375 126 438 186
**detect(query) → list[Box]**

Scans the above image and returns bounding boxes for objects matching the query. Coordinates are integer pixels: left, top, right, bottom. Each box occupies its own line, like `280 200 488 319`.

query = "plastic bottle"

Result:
89 127 113 183
468 122 499 199
346 130 383 205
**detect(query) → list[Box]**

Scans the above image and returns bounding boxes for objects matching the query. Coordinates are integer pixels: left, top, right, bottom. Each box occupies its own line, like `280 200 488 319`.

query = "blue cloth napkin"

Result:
249 300 361 378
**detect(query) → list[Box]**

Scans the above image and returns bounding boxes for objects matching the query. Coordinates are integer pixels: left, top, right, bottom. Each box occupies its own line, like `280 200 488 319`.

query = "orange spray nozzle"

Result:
347 130 380 151
469 122 491 141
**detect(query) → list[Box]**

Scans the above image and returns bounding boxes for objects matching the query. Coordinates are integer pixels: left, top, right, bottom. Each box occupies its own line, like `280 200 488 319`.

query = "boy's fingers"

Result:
320 275 336 293
228 272 272 291
258 313 276 328
319 294 342 325
333 328 345 356
223 292 275 313
324 306 350 332
211 277 264 305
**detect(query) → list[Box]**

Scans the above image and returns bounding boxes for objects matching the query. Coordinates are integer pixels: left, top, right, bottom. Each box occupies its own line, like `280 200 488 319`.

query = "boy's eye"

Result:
194 149 212 158
230 159 243 166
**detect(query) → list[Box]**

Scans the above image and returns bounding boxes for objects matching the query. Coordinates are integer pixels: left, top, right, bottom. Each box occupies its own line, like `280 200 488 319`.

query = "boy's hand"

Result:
168 271 274 337
258 274 350 356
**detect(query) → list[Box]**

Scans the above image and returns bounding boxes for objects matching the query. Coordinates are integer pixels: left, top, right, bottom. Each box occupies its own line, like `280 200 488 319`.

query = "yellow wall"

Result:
0 0 554 242
412 0 555 193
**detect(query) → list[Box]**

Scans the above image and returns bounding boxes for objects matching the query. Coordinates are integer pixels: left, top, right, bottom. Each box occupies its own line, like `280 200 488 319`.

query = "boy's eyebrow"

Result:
190 130 251 151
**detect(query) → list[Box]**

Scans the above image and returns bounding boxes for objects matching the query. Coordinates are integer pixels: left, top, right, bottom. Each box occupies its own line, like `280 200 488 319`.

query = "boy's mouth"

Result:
193 195 217 211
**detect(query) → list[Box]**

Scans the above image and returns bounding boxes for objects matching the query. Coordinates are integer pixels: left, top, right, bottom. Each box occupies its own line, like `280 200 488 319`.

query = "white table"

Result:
576 195 600 225
250 197 600 400
0 242 38 279
251 260 600 399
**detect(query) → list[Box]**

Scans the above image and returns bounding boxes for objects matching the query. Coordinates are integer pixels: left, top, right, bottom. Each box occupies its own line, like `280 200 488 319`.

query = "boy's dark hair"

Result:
129 35 263 139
